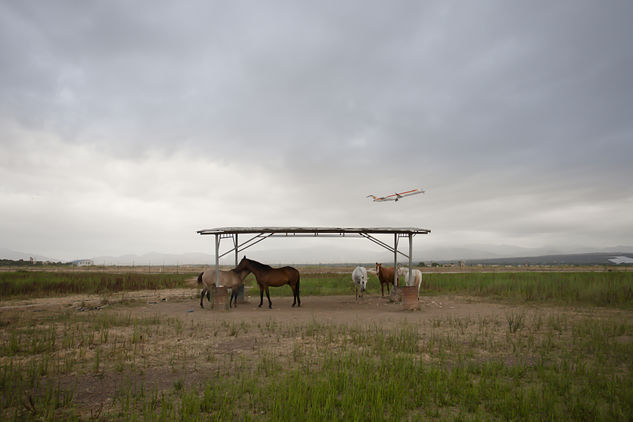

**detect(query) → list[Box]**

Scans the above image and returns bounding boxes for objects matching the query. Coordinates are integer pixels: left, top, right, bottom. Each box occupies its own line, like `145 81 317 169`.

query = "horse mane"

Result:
244 257 272 271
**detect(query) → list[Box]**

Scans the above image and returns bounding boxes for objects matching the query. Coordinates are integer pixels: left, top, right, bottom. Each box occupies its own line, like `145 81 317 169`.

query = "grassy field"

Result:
246 271 633 308
1 270 633 420
3 269 632 308
0 272 195 299
423 271 633 307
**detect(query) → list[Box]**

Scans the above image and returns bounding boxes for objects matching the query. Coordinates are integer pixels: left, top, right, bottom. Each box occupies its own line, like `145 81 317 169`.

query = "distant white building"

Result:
72 259 94 266
608 256 633 265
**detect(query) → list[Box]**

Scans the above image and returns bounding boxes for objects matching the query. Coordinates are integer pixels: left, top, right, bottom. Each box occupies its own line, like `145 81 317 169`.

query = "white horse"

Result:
351 266 368 299
398 267 422 297
197 267 250 308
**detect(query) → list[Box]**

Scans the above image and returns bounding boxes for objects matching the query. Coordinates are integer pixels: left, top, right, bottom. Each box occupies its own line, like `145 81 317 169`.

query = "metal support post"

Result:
234 234 239 266
214 234 220 287
393 234 399 288
235 234 245 302
408 234 413 285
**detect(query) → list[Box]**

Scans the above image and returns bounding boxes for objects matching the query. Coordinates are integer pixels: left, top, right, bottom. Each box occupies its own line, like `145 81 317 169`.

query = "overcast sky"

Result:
1 0 632 262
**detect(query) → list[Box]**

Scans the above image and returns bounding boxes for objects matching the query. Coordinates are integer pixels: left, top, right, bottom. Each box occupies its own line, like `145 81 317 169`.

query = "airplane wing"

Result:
397 188 424 197
367 188 424 202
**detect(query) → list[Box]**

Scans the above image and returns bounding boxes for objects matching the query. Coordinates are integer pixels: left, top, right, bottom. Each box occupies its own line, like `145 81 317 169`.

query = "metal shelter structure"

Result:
196 227 431 288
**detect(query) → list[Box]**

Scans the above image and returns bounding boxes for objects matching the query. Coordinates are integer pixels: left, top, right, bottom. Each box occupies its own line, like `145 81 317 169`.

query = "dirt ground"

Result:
2 288 517 323
148 293 518 327
4 287 632 418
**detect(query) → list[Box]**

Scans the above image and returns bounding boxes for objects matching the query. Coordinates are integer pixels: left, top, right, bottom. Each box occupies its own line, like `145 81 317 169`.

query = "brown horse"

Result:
235 256 300 308
375 263 398 297
197 267 251 308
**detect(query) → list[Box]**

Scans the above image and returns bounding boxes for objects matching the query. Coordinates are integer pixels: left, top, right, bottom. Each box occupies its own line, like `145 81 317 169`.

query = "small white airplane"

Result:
367 188 425 202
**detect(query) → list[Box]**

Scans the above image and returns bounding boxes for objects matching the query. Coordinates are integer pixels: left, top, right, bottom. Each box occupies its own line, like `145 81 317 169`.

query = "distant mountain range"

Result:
0 247 51 262
89 247 390 266
459 252 633 266
90 252 213 266
416 244 633 262
2 245 633 266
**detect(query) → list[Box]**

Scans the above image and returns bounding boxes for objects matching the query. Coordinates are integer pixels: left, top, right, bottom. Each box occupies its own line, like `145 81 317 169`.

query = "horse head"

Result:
353 267 367 292
232 259 251 280
236 256 248 271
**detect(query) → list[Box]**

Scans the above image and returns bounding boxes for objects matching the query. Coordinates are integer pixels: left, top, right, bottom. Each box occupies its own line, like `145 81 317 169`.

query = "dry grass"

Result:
1 270 632 420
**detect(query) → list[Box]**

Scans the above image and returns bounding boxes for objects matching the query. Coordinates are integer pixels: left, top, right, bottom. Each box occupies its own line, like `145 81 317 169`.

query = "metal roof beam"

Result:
359 233 410 259
217 233 274 260
198 227 428 266
197 226 430 236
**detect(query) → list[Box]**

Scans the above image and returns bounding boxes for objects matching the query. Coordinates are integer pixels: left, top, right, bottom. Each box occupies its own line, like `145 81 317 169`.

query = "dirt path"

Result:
1 288 522 327
150 295 518 326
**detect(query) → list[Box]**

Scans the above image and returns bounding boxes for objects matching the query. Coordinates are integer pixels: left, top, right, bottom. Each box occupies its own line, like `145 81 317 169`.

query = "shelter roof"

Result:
197 226 430 236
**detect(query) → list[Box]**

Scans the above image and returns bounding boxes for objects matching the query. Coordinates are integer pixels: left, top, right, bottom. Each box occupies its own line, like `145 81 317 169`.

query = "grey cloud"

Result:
1 1 632 259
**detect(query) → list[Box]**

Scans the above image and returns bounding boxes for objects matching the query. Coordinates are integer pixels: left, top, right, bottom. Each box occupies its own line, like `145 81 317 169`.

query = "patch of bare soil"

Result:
0 288 580 326
138 294 515 328
3 288 629 418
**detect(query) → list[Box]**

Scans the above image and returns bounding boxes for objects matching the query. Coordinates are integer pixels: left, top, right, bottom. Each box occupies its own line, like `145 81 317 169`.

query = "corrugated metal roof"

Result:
197 226 430 235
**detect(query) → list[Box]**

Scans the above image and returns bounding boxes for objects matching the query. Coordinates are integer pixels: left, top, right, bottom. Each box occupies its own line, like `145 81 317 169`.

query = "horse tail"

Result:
197 272 204 284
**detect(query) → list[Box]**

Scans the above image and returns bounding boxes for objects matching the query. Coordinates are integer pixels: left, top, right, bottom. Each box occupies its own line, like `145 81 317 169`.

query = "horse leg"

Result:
381 282 384 297
230 289 237 308
291 283 301 307
291 281 300 307
258 284 264 308
200 288 206 308
296 277 300 307
265 286 272 309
